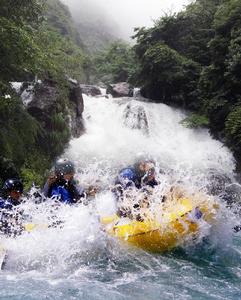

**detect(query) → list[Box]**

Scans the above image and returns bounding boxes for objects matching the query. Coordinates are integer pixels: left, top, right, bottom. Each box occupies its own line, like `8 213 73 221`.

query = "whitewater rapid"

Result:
68 93 235 196
1 92 241 300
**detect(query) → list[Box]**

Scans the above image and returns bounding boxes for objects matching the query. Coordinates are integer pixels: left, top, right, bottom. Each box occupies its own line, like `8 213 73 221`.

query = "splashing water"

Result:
2 93 241 300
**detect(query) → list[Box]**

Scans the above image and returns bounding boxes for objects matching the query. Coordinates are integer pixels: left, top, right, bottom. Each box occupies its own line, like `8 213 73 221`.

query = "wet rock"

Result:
133 88 141 98
80 84 101 96
123 103 149 135
27 80 58 123
107 82 133 98
68 80 85 137
26 79 84 138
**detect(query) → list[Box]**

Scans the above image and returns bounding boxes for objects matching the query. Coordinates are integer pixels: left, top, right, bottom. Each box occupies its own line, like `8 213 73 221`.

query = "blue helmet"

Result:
2 178 23 193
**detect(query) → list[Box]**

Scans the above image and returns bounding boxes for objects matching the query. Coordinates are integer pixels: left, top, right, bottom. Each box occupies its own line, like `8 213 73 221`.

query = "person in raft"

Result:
43 159 86 205
113 158 159 219
0 178 25 236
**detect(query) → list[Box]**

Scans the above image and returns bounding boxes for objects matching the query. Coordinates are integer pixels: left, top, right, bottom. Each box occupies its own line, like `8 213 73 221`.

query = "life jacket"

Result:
51 185 73 204
50 180 85 204
115 167 141 189
0 196 14 210
116 167 158 190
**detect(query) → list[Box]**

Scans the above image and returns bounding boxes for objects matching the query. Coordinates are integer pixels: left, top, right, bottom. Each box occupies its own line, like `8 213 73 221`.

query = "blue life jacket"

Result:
114 167 158 200
116 167 139 189
49 180 85 205
51 185 74 204
0 197 14 210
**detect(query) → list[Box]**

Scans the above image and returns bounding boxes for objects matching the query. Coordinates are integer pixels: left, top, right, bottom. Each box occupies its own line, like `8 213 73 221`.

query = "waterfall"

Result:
66 93 236 195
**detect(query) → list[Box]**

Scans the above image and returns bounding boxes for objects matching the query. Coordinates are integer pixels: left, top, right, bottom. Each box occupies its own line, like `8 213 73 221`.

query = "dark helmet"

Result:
2 178 24 193
54 159 75 176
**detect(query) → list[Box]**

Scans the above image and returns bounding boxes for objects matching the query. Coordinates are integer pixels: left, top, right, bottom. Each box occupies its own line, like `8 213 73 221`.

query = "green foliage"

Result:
0 85 50 186
0 17 41 82
225 106 241 149
0 0 43 26
197 0 241 138
43 112 70 158
0 0 89 188
94 40 138 84
35 25 87 82
45 0 83 46
181 113 210 128
133 0 221 66
0 91 40 167
136 42 201 108
20 151 50 190
133 0 241 159
0 0 90 83
132 0 222 104
21 168 44 191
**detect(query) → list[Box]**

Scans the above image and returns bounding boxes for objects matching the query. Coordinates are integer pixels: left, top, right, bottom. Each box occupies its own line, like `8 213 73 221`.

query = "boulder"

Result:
68 80 85 137
80 84 101 96
26 79 84 138
107 82 133 98
27 80 58 123
123 103 149 135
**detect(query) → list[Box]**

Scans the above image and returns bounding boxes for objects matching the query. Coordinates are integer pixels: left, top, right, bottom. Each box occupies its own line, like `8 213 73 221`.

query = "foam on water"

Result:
1 93 241 299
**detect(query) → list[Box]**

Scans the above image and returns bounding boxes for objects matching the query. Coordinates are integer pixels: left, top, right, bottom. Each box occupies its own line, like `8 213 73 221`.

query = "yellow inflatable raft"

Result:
101 197 219 253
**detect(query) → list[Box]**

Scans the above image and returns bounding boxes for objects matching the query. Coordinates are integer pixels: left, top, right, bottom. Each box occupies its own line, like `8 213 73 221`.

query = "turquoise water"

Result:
1 222 241 300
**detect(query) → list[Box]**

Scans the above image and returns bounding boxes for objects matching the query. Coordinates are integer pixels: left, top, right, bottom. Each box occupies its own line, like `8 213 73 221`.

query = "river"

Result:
1 92 241 299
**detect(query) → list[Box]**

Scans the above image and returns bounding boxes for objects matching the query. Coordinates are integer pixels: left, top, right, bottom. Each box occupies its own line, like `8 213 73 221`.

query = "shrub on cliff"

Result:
225 106 241 152
0 0 87 187
132 0 241 160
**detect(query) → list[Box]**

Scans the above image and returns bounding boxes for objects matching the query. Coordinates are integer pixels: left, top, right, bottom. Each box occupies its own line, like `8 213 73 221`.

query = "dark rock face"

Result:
25 79 84 138
80 84 101 97
68 81 85 137
27 80 58 124
107 82 133 98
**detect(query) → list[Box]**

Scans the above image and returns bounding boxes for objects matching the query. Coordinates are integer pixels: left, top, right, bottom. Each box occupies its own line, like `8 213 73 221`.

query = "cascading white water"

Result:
67 93 235 194
2 92 241 300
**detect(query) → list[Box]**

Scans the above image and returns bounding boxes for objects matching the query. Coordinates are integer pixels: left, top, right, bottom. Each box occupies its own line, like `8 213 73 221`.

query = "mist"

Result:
62 0 191 40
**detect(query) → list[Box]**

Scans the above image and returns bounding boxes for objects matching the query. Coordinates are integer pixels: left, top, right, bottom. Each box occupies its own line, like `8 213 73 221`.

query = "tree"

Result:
0 0 44 82
137 43 200 108
132 0 241 160
94 40 137 84
0 0 43 25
